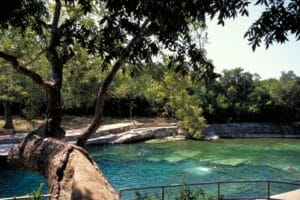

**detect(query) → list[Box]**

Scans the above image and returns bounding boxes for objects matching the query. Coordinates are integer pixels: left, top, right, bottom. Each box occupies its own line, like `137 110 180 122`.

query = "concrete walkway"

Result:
0 122 178 156
270 189 300 200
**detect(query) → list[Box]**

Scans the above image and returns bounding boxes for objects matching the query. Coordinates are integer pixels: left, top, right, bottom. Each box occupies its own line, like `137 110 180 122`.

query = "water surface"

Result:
1 139 300 198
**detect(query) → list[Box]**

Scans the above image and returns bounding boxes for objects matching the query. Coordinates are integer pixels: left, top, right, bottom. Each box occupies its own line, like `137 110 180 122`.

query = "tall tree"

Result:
4 0 299 198
0 0 95 137
76 0 250 147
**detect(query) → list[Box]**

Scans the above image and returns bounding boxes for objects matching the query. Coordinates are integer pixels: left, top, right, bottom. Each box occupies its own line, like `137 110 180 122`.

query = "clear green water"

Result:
1 139 300 198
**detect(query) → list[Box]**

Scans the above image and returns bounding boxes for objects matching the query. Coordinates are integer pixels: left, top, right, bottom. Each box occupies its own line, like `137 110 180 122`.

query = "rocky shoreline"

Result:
1 122 300 159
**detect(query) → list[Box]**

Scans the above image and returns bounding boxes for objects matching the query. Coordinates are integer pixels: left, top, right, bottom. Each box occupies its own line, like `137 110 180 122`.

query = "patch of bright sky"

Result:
205 5 300 80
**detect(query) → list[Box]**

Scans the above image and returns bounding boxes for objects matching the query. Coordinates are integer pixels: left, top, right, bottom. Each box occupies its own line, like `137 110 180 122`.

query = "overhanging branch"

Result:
0 51 50 88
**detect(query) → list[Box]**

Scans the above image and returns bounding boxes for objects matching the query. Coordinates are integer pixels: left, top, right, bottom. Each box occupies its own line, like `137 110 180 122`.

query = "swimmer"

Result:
138 151 144 156
213 164 220 169
284 165 295 171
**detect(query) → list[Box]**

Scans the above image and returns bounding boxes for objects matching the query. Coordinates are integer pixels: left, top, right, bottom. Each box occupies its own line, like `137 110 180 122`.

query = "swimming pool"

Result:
1 139 300 198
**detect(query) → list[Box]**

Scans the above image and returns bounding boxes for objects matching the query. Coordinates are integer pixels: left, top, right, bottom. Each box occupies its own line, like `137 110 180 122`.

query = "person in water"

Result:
213 164 220 169
284 165 295 171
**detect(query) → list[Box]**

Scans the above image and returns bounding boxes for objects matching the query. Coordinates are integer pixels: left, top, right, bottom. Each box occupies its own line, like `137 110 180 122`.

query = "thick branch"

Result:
0 51 49 88
76 20 150 148
49 0 62 49
46 0 63 86
8 133 118 199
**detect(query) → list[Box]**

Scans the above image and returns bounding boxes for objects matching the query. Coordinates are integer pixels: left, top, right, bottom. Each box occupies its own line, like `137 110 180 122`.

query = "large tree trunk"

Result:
44 85 64 138
3 101 14 131
8 133 118 200
43 0 65 138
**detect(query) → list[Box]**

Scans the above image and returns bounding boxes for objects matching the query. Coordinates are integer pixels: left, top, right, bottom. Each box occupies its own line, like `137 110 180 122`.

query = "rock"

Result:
85 126 178 145
112 129 155 144
203 134 219 141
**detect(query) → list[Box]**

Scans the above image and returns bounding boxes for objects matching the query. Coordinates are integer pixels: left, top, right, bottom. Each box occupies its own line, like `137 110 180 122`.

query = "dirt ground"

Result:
0 115 176 134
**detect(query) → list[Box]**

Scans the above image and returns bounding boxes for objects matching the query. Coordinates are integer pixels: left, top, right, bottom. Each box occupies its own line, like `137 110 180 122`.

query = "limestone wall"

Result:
204 122 300 138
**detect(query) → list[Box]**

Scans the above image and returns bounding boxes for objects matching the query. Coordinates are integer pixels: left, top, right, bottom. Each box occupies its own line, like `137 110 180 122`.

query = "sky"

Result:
205 5 300 80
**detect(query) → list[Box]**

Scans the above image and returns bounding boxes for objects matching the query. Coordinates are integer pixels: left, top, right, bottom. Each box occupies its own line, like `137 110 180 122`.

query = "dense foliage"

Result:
198 68 300 123
1 67 299 124
0 0 299 137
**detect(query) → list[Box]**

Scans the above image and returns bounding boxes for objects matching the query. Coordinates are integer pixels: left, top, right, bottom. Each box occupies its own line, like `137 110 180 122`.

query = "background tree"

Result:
0 0 97 137
143 63 207 138
76 0 250 147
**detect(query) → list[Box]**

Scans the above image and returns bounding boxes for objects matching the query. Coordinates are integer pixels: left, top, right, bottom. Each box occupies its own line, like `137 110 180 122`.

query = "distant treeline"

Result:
199 68 300 123
1 67 299 123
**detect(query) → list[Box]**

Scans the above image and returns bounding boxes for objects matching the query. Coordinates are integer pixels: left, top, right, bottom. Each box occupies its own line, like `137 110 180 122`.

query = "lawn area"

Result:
0 115 176 134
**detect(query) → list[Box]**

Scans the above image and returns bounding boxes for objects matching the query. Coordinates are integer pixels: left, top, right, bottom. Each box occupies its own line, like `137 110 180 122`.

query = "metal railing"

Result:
119 180 300 200
0 194 51 200
2 180 300 200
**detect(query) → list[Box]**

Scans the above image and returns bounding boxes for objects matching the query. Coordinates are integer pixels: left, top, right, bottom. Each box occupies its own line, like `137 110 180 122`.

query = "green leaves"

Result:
245 0 300 50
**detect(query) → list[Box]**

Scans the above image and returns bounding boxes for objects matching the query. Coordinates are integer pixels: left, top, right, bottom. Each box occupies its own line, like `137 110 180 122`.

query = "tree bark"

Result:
44 85 64 138
3 101 14 131
43 0 65 138
8 133 118 200
76 59 123 147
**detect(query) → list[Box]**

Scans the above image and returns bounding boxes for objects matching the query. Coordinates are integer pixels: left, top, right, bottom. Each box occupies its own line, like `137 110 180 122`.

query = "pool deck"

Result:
0 144 14 156
0 122 178 157
270 189 300 200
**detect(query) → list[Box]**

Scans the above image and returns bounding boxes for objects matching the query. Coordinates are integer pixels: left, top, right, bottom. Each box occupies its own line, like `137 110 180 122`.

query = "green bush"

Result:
29 183 44 200
132 183 213 200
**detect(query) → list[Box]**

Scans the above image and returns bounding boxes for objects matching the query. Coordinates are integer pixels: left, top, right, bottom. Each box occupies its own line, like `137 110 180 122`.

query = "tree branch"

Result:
0 51 50 88
49 0 62 49
46 0 63 86
23 50 45 67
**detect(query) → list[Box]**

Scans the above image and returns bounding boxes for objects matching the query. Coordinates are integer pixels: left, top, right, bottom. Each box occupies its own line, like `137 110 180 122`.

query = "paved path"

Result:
270 189 300 200
0 144 15 156
0 122 178 156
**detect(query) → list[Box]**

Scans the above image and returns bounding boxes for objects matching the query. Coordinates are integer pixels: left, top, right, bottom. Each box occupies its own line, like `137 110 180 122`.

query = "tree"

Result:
6 0 294 199
76 0 250 147
143 63 207 138
0 0 96 137
1 1 119 198
62 47 103 114
0 64 17 132
0 28 48 129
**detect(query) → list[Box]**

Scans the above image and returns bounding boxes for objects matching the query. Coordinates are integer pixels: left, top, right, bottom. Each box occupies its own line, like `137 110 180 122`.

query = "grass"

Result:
0 116 44 133
0 115 176 134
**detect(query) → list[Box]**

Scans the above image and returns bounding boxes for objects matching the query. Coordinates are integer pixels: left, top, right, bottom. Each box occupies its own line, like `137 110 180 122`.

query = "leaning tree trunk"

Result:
76 20 150 148
3 101 14 132
8 133 119 200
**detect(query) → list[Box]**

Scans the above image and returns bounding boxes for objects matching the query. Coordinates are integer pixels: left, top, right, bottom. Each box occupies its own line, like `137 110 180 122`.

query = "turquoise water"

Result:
1 139 300 198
